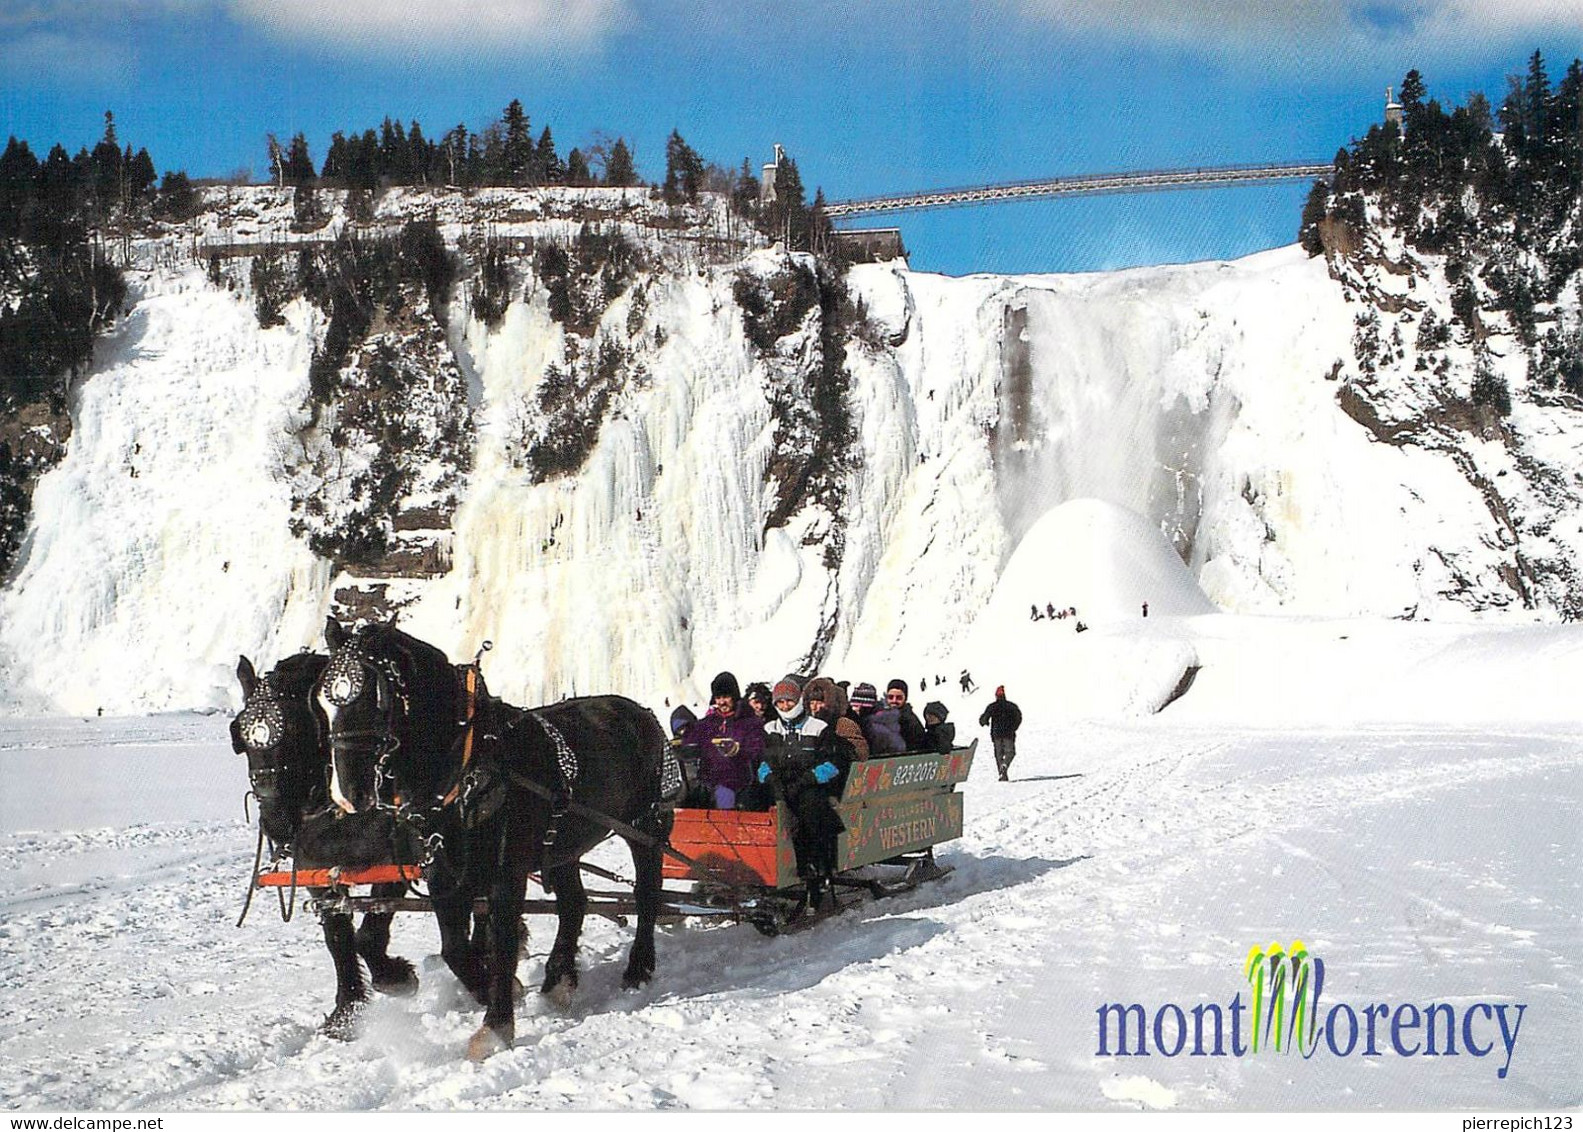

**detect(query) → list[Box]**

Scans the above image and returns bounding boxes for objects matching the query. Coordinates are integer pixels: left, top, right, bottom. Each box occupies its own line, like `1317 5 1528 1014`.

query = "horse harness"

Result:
457 695 694 869
333 646 693 876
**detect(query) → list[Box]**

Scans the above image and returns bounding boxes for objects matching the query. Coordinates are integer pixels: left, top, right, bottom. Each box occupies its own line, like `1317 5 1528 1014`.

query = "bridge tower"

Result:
1385 86 1403 130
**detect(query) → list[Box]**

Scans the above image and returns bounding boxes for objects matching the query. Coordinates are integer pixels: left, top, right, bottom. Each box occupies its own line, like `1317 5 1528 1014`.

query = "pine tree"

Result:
34 143 79 239
1298 179 1329 256
535 126 562 184
0 137 38 237
1399 70 1426 116
732 157 759 217
126 147 156 199
321 132 348 184
1525 50 1553 158
771 155 807 248
407 121 431 186
565 148 591 187
501 99 532 184
1553 60 1582 199
284 133 315 187
351 129 379 191
90 111 123 214
663 130 703 201
155 170 197 221
605 137 638 187
378 117 409 183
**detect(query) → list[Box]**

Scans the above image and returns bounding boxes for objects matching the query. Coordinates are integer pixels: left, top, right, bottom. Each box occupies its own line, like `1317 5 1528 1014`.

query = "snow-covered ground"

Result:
2 609 1578 1111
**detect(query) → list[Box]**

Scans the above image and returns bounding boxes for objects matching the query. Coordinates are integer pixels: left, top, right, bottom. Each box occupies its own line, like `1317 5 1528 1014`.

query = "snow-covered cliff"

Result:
2 186 1579 714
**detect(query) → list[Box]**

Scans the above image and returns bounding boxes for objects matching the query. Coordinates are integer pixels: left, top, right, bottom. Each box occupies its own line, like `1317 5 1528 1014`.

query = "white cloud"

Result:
226 0 634 53
0 27 135 87
1007 0 1581 55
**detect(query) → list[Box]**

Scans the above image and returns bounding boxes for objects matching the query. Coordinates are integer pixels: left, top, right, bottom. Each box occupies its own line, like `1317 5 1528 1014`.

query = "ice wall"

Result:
0 268 330 713
0 233 1549 715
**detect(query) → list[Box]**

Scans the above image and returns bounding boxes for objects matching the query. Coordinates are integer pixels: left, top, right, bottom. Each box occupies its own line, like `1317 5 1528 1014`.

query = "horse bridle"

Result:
233 677 307 803
322 641 411 811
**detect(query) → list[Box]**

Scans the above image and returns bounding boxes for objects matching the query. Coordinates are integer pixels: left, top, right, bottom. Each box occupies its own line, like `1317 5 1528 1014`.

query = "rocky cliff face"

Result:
1320 195 1583 617
1 184 1579 713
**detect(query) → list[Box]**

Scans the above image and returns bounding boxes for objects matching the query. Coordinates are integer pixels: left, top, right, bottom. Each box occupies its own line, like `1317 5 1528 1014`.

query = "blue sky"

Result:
1 1 1577 275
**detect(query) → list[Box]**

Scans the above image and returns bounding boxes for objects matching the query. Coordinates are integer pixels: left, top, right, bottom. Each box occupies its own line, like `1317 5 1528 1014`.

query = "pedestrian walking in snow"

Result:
979 686 1023 781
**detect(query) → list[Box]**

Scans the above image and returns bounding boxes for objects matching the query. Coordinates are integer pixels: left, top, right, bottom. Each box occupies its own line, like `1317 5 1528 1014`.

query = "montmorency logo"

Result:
1095 940 1527 1079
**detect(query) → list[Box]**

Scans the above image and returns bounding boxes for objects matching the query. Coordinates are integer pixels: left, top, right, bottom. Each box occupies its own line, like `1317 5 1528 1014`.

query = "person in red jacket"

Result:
978 685 1023 781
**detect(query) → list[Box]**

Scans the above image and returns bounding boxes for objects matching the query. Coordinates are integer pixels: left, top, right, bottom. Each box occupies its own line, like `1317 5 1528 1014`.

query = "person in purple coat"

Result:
680 671 766 809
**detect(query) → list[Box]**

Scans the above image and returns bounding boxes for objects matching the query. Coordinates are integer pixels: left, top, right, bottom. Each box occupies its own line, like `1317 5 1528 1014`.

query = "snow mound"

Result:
957 499 1207 719
991 498 1213 621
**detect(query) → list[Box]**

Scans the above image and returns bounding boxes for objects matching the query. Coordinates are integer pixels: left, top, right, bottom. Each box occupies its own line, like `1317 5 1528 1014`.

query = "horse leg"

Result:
356 884 417 994
622 836 664 989
317 895 367 1039
540 861 586 1006
433 889 488 1006
467 858 531 1062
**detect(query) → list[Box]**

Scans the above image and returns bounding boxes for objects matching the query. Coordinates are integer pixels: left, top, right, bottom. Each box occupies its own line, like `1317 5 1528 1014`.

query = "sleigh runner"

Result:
253 742 975 934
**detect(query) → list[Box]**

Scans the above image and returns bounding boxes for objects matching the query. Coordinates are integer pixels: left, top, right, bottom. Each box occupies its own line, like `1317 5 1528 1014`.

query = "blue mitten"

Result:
812 761 838 784
757 761 772 783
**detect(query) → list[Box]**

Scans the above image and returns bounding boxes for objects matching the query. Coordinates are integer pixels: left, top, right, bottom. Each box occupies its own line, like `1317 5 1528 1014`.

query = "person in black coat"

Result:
978 685 1023 781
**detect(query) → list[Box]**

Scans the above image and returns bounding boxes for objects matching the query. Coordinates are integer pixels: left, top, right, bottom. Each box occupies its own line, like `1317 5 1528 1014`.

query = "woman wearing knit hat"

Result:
737 676 825 810
777 676 860 909
677 671 765 809
762 675 826 749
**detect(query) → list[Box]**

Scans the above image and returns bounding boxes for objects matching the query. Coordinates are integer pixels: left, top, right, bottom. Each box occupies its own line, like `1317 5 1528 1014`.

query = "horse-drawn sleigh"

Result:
233 620 973 1058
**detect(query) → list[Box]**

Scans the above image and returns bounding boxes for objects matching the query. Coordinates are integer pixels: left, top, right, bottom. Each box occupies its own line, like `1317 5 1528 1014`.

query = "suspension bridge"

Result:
823 160 1332 219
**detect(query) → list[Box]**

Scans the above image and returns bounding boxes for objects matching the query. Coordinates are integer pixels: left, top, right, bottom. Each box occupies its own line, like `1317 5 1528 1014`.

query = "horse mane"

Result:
268 652 328 700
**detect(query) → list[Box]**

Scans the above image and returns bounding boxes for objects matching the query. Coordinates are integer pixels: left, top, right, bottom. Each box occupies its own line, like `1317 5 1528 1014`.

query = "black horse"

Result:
315 619 673 1060
231 653 419 1037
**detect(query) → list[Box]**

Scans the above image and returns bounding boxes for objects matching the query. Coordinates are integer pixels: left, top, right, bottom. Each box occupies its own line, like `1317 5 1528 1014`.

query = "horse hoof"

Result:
321 1003 362 1041
466 1024 512 1062
540 975 577 1011
372 963 420 997
621 966 654 990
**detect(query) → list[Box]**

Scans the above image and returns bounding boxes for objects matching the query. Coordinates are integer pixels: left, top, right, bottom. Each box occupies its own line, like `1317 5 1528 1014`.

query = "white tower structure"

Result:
761 143 785 205
1385 86 1403 130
